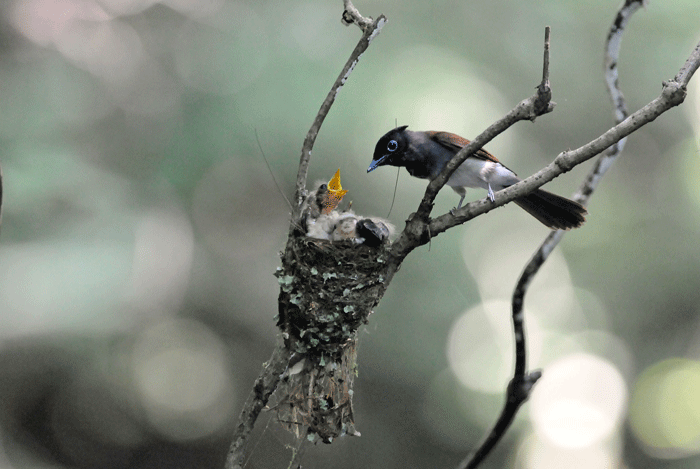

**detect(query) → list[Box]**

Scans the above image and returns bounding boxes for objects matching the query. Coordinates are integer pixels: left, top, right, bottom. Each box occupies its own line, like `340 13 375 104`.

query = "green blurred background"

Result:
1 0 699 468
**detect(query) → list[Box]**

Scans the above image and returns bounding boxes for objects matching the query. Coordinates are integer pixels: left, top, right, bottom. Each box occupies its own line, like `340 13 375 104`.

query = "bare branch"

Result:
412 30 556 224
292 6 387 222
426 57 694 240
574 0 643 202
456 370 541 469
226 5 387 468
541 26 551 87
389 29 555 260
341 0 374 31
225 341 292 469
675 37 700 87
455 4 700 467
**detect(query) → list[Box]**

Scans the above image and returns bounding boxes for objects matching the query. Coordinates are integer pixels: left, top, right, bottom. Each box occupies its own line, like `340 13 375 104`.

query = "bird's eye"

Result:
387 140 398 152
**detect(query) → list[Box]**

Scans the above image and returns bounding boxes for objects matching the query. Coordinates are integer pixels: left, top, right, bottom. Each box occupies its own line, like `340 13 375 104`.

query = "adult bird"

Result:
368 125 586 230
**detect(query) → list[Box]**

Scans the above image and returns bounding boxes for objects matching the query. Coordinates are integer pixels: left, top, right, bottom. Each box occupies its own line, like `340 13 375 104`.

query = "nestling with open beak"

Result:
367 126 587 230
302 169 394 246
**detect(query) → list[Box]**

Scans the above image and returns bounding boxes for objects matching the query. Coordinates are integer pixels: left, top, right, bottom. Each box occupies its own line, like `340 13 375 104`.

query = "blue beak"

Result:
367 154 389 173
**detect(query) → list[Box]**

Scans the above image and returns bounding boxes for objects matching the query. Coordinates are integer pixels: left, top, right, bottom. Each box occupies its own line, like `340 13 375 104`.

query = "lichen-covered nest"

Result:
273 233 392 441
276 233 390 357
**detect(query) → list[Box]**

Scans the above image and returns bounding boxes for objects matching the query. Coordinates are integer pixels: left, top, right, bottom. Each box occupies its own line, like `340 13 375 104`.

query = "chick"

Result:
302 169 393 246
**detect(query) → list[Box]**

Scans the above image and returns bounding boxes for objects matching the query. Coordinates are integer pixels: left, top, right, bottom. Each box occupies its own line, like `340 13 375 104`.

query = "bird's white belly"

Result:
446 158 518 191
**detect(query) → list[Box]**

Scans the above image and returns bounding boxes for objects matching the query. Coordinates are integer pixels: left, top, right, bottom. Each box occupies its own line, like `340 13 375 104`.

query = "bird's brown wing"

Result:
425 131 502 164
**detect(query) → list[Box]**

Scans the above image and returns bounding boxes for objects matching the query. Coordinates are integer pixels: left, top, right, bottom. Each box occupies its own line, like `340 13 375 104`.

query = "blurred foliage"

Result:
0 0 699 468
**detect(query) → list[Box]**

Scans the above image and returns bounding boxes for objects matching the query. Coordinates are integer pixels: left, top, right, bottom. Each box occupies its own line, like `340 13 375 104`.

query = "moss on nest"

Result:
272 233 392 441
276 234 390 357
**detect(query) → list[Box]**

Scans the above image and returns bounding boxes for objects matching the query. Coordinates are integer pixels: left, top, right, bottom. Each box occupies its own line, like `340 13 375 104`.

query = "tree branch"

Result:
389 27 556 260
226 3 387 468
292 3 387 222
428 74 690 238
225 340 292 469
390 17 698 265
456 2 700 468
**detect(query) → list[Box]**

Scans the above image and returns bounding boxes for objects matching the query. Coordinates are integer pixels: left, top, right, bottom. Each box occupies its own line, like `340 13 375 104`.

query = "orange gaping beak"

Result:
322 169 348 214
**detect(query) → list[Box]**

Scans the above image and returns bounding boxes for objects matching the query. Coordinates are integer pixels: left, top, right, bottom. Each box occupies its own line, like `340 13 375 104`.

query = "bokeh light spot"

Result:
518 430 623 469
127 210 194 311
376 44 511 145
530 353 627 449
131 318 235 441
629 358 700 458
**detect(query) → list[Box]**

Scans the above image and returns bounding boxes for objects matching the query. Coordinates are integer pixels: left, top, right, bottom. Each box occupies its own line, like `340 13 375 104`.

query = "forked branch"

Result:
457 2 700 468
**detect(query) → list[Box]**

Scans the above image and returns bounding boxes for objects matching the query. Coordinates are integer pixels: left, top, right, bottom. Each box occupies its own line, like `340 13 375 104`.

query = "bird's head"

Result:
367 125 409 172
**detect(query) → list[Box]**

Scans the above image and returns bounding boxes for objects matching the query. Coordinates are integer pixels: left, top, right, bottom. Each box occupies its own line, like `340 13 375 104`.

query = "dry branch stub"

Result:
274 233 391 442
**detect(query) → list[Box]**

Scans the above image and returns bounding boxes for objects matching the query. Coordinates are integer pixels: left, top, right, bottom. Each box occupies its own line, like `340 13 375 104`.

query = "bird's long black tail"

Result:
514 188 587 230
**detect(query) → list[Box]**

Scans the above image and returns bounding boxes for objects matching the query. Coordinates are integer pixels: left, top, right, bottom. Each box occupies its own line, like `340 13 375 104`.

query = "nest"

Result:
276 234 389 355
273 233 391 442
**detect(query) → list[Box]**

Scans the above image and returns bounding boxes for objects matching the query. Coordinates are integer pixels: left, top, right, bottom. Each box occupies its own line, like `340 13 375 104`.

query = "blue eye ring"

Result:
387 139 398 152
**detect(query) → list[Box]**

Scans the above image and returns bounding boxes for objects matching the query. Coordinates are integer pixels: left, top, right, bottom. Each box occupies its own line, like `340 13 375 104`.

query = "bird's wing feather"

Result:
425 131 501 164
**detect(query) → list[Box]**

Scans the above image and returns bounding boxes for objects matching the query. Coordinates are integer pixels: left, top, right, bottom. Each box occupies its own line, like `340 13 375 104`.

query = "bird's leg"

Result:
487 184 495 202
450 194 466 215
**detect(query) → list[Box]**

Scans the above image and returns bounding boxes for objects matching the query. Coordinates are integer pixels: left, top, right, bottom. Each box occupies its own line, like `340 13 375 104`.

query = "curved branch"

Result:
456 3 700 468
292 4 387 221
456 369 541 469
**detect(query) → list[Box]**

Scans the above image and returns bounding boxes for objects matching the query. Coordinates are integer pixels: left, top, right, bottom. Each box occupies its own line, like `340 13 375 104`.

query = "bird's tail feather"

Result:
514 188 587 230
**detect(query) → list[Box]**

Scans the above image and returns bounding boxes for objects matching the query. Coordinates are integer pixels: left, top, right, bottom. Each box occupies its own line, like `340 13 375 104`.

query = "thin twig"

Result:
456 371 541 469
454 7 700 466
534 26 554 117
292 4 387 221
457 2 647 469
421 46 696 244
541 26 551 86
573 0 644 202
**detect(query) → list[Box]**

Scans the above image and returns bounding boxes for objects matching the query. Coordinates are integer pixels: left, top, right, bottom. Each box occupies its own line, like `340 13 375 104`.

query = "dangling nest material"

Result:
273 233 391 442
274 340 359 442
